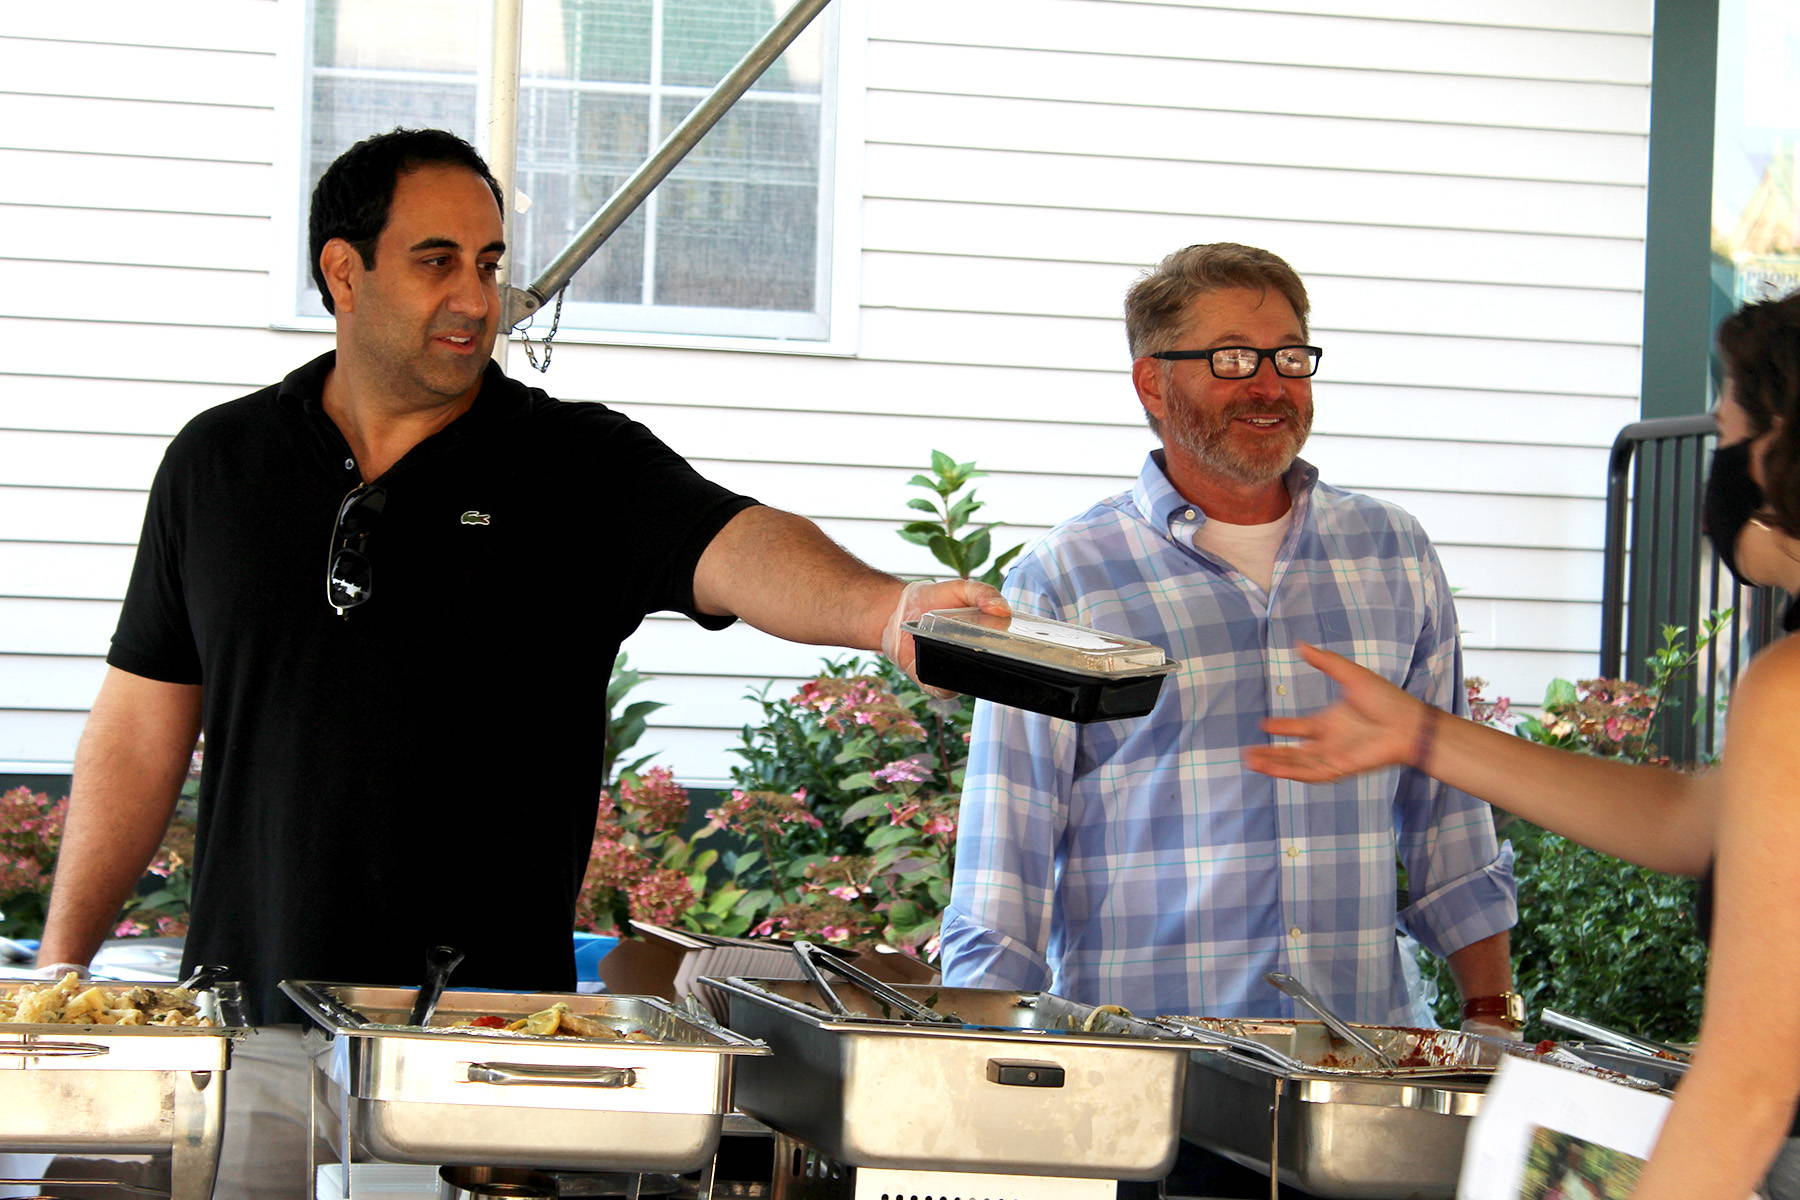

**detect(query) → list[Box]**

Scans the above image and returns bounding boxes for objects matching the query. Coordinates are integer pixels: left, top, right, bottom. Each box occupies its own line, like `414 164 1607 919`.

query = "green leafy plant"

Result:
899 450 1025 587
713 659 971 954
604 652 666 788
1419 616 1731 1040
575 766 750 938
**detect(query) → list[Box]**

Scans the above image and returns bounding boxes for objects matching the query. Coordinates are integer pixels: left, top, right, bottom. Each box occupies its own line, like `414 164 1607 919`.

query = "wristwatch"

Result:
1461 991 1525 1025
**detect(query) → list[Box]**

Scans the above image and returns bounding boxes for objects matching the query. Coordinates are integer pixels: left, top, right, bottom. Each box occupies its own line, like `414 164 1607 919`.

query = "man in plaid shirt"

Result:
939 243 1518 1030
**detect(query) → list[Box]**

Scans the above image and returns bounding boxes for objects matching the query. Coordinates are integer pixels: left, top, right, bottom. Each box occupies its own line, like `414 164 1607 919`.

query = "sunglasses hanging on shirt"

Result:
326 483 386 616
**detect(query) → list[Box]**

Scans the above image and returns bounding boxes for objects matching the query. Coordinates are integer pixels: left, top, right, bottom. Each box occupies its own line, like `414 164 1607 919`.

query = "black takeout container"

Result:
904 608 1178 723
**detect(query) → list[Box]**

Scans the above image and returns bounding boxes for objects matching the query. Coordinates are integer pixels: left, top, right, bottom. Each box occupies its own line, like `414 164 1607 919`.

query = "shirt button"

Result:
1288 926 1303 939
1287 846 1300 858
344 458 355 470
1183 508 1196 520
1276 684 1288 696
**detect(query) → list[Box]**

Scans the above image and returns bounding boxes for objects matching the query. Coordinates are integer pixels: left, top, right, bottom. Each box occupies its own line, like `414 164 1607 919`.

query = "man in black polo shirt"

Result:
32 128 1001 1196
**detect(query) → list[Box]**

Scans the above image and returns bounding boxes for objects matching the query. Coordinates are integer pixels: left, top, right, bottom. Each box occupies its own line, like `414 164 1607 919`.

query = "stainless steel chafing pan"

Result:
282 981 767 1173
1156 1017 1497 1200
709 976 1205 1181
0 976 247 1200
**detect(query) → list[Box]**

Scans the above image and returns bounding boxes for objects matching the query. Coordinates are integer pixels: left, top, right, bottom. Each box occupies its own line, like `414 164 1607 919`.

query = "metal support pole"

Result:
502 0 837 331
482 0 525 369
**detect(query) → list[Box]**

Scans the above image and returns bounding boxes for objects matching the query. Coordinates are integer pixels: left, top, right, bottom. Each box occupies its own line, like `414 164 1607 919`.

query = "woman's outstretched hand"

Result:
1245 642 1434 782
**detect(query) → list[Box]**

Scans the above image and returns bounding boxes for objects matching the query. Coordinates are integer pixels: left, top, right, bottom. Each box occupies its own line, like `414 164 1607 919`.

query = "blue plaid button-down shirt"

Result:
939 452 1516 1025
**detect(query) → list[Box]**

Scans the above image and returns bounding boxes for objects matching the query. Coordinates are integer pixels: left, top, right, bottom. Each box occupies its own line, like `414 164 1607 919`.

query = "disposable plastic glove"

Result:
880 578 1009 698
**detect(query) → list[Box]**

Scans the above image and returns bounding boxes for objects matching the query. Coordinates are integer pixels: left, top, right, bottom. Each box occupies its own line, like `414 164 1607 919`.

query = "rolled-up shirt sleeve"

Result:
1394 542 1519 958
939 576 1076 991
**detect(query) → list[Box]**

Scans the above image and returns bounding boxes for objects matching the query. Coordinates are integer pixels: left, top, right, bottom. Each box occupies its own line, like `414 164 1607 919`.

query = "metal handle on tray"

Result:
986 1058 1064 1087
0 1039 109 1059
466 1061 638 1088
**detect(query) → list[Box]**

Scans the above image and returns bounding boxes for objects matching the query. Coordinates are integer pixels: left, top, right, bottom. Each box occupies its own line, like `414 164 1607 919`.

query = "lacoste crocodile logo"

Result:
460 511 491 526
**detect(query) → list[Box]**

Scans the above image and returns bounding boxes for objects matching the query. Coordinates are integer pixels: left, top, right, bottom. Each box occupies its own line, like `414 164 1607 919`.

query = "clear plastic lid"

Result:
904 608 1176 678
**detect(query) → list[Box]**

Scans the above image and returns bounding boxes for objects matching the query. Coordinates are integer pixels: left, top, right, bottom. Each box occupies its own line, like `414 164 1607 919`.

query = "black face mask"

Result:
1703 440 1764 583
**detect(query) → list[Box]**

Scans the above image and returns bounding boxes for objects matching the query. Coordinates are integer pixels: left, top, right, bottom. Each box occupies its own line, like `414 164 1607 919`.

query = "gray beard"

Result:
1165 399 1310 486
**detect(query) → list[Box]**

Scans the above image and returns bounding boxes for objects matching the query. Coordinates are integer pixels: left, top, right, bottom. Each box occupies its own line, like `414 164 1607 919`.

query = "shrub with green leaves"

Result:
715 659 971 955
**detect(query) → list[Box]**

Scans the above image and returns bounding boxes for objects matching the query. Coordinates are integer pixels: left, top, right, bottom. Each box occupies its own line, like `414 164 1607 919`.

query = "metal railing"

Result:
1599 414 1785 764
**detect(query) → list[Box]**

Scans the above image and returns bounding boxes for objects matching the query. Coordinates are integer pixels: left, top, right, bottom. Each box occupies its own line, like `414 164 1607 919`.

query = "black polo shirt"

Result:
110 352 756 1023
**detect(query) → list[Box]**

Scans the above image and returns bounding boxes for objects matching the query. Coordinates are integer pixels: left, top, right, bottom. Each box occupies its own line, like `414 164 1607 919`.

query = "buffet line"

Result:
0 957 1688 1200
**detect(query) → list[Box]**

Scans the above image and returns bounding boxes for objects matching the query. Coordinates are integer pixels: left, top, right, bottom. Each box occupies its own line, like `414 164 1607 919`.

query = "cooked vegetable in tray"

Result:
0 971 212 1027
445 1000 656 1041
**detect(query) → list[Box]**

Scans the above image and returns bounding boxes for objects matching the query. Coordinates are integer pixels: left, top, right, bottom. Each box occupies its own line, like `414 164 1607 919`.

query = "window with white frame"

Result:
302 0 839 340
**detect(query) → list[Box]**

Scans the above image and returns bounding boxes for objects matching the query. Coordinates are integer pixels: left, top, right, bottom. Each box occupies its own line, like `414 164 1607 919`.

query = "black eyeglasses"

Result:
1149 345 1323 378
326 484 386 616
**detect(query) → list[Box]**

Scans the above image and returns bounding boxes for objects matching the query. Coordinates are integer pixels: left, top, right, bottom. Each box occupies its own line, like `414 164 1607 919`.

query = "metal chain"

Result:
519 288 565 374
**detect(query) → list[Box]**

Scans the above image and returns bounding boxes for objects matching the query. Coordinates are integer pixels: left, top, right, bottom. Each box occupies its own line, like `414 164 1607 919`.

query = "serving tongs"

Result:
1153 1017 1314 1074
790 941 952 1023
1265 971 1400 1069
1541 1007 1691 1068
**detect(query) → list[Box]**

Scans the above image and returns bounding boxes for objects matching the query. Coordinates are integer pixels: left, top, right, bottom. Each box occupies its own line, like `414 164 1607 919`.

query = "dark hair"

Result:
1717 291 1800 534
308 128 503 314
1123 243 1311 359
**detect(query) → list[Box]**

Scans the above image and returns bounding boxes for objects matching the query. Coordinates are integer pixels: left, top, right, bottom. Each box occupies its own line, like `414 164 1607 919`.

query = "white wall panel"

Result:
0 261 267 328
3 36 277 108
0 319 326 389
0 543 137 602
0 431 169 492
865 144 1646 239
861 200 1646 291
865 42 1650 133
870 3 1650 82
0 206 271 272
860 253 1645 346
0 376 244 437
1095 0 1648 33
865 92 1649 186
1 2 276 52
0 150 272 217
0 95 274 162
0 654 107 710
854 308 1641 398
0 488 148 546
0 598 122 657
0 711 89 775
1435 544 1605 604
1455 597 1602 653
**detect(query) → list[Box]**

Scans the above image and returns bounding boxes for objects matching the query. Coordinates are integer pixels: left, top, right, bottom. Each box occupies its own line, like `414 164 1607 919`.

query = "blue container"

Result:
573 934 619 983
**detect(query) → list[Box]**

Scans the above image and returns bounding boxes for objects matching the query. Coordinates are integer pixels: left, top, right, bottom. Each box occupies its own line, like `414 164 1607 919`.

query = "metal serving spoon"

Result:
1264 971 1400 1069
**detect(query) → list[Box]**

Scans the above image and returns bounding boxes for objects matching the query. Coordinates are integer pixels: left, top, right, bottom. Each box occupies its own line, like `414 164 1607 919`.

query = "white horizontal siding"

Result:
0 1 1653 783
866 92 1649 186
2 1 277 51
862 201 1647 291
869 3 1650 82
0 149 271 216
864 144 1646 239
865 41 1650 133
